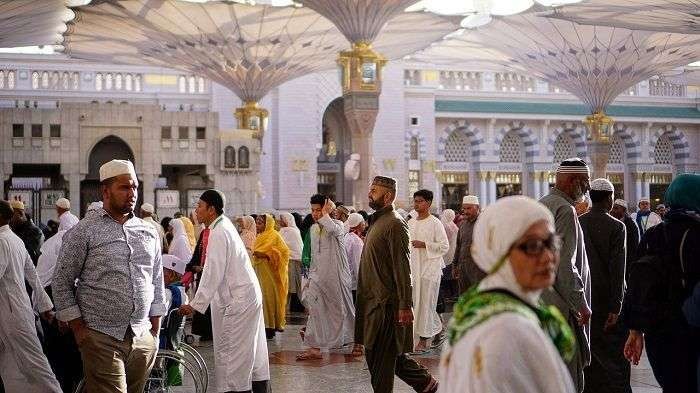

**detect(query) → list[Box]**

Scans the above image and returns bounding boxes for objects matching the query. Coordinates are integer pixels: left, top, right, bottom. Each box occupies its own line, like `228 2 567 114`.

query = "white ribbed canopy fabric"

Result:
0 0 78 48
63 0 458 102
548 0 699 35
418 14 700 112
661 68 700 86
301 0 419 43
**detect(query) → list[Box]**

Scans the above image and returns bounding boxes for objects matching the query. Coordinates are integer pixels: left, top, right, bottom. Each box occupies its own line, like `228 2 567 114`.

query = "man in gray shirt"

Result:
452 195 485 294
53 159 166 393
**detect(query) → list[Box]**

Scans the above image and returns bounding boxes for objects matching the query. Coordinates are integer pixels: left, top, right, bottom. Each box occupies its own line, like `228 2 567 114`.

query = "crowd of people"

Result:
0 156 698 393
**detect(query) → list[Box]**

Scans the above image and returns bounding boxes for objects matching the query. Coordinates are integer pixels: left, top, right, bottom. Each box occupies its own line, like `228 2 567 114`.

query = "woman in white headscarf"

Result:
240 216 257 254
440 196 575 393
279 212 303 299
168 218 193 263
439 209 459 266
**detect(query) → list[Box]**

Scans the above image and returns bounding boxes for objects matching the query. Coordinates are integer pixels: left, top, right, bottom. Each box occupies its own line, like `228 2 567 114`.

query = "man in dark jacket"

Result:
623 174 700 393
9 200 43 265
579 179 630 393
610 199 640 278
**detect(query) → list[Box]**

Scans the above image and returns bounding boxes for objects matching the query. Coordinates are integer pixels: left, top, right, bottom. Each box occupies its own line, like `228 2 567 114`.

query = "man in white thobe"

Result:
56 197 78 232
179 190 269 393
0 200 62 392
408 189 449 353
297 194 357 360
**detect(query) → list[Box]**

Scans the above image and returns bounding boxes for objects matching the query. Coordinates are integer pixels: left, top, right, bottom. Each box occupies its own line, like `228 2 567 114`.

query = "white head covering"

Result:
99 159 137 182
141 203 155 214
614 199 628 209
440 209 456 226
345 213 365 229
168 218 193 261
55 198 70 210
462 195 479 205
473 196 555 306
162 254 187 275
590 178 614 192
87 201 103 211
280 212 297 229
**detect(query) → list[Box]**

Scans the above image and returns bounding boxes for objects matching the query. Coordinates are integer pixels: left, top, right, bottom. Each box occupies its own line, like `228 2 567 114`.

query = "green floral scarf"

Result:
448 286 576 362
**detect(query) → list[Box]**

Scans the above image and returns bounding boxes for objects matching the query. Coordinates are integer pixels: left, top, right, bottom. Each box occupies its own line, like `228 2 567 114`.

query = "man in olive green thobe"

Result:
355 176 438 393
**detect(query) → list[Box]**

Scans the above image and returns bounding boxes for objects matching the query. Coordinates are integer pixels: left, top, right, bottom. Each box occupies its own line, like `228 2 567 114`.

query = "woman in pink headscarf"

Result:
239 215 257 254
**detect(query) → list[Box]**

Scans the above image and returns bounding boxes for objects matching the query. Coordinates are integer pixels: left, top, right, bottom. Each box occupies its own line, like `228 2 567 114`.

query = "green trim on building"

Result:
435 100 700 119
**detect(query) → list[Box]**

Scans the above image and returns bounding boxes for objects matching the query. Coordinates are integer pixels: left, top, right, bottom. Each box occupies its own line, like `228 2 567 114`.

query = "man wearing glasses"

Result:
539 158 592 393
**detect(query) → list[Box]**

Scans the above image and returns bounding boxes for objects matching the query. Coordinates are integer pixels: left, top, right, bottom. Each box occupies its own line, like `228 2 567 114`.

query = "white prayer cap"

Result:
87 201 103 211
141 203 155 214
55 198 70 210
99 159 137 182
614 199 628 209
590 178 614 193
9 200 24 210
639 197 650 203
162 254 186 275
472 196 554 274
346 213 364 229
556 158 590 175
462 195 479 205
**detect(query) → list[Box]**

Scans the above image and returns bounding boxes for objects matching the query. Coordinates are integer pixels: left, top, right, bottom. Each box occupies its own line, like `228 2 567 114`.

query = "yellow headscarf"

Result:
179 217 197 249
253 214 290 304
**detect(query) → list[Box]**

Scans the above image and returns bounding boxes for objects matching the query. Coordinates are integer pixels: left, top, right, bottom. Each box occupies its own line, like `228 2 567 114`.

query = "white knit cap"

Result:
614 199 627 209
99 159 137 182
162 254 186 275
463 195 479 205
346 213 364 229
590 178 614 192
141 203 155 214
87 201 103 211
55 197 70 210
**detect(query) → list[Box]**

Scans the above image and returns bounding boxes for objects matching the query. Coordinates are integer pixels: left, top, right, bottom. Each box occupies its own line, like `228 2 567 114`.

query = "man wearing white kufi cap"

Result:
452 194 484 294
631 198 662 236
53 159 166 393
140 202 166 249
55 197 79 232
578 179 630 393
539 158 592 392
610 199 640 271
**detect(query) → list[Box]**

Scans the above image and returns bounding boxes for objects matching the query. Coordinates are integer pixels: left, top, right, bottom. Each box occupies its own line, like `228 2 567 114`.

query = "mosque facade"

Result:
0 54 697 223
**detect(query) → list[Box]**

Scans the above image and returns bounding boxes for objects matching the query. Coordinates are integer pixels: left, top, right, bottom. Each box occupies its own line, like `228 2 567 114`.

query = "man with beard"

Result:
539 158 592 393
355 176 438 393
630 198 662 236
53 159 166 393
451 195 483 294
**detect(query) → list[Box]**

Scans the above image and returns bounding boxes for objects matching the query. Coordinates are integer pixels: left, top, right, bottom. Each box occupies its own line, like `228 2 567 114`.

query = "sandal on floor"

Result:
299 327 306 341
296 351 323 361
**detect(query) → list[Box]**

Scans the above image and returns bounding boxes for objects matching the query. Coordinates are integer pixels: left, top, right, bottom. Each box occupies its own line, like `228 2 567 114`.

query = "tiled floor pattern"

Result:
184 314 661 392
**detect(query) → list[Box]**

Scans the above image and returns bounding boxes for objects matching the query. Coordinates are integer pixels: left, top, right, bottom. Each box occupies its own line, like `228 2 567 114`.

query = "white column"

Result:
482 72 496 91
643 175 651 199
68 173 81 217
478 171 488 205
488 172 497 204
541 171 550 198
533 172 541 199
634 173 643 202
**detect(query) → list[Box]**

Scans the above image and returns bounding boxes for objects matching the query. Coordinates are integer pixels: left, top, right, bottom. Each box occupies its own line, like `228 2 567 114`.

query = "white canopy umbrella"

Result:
0 0 82 48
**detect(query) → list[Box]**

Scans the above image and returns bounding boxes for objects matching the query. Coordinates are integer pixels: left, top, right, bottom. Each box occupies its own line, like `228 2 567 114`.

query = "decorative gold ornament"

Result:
583 111 614 143
234 100 269 137
337 41 387 93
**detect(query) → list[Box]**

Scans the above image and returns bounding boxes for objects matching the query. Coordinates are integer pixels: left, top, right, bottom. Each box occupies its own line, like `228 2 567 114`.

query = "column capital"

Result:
633 172 645 181
478 171 489 180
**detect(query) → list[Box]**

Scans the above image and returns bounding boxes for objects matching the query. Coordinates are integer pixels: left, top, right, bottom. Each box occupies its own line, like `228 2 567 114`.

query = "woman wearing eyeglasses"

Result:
440 196 575 393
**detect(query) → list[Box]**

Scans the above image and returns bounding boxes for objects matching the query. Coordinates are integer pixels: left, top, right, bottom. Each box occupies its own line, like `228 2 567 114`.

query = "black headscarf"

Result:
199 189 225 215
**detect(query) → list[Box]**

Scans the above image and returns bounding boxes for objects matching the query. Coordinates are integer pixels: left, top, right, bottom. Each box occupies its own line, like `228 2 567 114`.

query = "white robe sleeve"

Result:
424 218 450 260
190 229 228 314
24 251 53 313
318 214 346 238
441 313 575 393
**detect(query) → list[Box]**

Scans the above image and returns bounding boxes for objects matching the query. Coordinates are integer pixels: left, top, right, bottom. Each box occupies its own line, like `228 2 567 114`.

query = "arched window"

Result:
51 71 59 89
188 76 196 93
409 136 419 160
238 146 250 169
553 133 575 164
7 71 15 89
105 73 113 90
71 72 79 90
178 76 186 93
125 74 133 91
499 132 522 163
445 130 470 162
115 73 123 90
224 146 236 168
95 73 103 91
197 77 205 93
134 75 141 91
0 71 4 89
609 135 624 164
31 71 39 89
41 71 49 89
654 134 673 165
62 72 70 90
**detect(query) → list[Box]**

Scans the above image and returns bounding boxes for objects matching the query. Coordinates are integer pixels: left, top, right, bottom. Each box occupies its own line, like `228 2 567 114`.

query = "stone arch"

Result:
493 121 538 160
405 129 426 161
547 122 587 160
649 125 691 163
86 135 135 179
436 119 485 162
612 123 641 161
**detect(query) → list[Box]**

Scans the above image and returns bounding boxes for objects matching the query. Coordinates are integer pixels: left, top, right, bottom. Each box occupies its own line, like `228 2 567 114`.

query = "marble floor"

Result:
181 313 661 393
